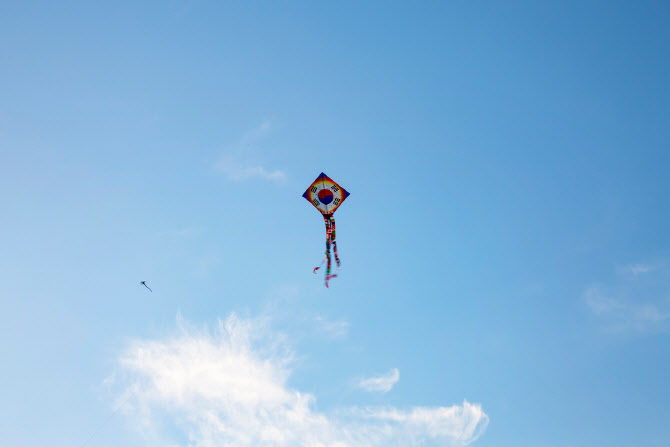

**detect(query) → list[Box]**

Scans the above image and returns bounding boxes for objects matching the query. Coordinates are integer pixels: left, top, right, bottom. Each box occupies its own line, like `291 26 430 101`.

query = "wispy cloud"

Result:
584 263 670 334
216 156 286 182
357 368 400 393
585 286 670 333
111 313 488 447
617 263 654 276
315 315 350 339
214 120 286 183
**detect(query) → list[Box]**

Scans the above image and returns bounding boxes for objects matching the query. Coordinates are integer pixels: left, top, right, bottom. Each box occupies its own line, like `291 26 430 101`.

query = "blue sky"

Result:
1 1 670 446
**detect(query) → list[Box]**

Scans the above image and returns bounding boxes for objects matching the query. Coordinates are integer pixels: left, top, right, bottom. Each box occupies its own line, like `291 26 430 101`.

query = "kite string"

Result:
79 389 136 447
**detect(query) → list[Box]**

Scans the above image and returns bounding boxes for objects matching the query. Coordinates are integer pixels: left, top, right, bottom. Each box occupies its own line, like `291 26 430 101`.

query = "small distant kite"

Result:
302 172 350 287
141 281 152 292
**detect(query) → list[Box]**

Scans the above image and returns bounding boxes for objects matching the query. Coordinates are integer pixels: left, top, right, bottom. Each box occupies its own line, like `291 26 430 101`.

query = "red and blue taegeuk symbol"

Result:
318 188 334 205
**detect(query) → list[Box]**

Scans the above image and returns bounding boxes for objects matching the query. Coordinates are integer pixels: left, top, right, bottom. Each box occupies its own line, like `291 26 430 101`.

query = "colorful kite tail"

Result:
329 215 341 268
313 216 331 274
324 216 333 286
313 214 340 287
313 254 326 274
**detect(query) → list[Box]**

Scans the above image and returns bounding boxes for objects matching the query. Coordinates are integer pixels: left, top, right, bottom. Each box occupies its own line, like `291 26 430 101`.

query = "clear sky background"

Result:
2 1 670 446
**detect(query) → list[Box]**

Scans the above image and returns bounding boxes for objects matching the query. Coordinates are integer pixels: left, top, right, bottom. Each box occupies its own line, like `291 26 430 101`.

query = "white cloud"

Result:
584 282 670 334
628 264 652 275
584 286 626 316
214 120 286 183
216 156 286 182
617 263 654 276
588 262 670 334
112 313 488 447
357 368 400 393
315 315 350 339
353 403 489 444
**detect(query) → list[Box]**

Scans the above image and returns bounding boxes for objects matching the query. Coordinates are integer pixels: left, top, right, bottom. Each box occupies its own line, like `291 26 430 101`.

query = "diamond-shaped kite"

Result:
302 173 350 287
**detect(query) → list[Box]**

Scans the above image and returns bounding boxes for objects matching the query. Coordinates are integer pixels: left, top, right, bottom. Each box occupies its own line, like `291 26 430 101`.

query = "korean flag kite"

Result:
303 173 350 287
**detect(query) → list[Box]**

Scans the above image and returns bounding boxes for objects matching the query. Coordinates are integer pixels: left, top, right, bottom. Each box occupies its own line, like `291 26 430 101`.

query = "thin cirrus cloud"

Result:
616 263 654 276
357 368 400 393
111 313 489 447
584 262 670 334
315 315 350 338
214 120 286 183
585 286 670 333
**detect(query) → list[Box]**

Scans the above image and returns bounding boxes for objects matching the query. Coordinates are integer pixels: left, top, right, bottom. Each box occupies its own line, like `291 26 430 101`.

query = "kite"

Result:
141 281 152 292
302 173 350 287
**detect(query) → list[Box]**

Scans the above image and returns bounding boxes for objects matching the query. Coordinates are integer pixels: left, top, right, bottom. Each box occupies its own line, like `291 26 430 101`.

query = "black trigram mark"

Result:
333 198 340 205
331 185 339 192
312 198 320 206
311 186 318 193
